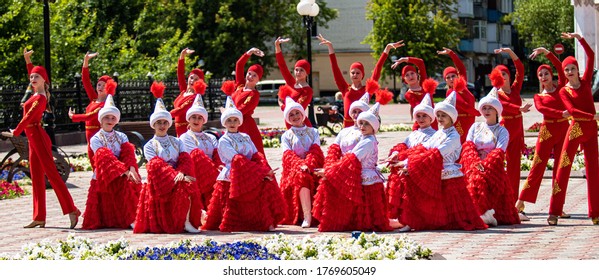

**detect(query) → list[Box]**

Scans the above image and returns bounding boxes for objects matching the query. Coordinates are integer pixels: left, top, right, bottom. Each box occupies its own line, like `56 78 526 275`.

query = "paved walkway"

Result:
1 102 599 259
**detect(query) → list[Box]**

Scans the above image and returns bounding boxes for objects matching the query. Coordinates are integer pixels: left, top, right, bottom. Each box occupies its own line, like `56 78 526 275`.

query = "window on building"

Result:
474 20 487 40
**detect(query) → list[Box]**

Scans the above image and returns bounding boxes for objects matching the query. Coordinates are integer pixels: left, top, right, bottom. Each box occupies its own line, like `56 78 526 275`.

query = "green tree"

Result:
0 0 337 84
364 0 463 78
506 0 574 60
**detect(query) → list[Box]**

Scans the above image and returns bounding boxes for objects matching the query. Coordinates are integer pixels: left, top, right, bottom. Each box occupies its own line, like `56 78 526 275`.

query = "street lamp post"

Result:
36 0 55 84
390 55 397 103
297 0 319 126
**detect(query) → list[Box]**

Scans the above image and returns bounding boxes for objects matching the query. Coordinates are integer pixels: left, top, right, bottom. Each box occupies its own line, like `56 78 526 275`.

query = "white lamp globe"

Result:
297 1 312 16
309 4 320 17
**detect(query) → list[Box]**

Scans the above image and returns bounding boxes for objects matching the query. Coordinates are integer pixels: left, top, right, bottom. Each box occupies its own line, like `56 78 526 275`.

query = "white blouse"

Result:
216 131 258 182
422 126 463 180
143 135 185 167
281 126 320 159
404 126 436 148
89 129 129 179
179 130 218 158
351 135 384 185
466 122 509 160
333 126 362 154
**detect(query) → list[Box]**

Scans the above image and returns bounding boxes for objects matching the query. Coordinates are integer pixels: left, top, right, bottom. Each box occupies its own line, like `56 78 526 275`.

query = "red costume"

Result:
276 53 313 128
312 152 392 232
134 152 202 233
519 52 568 204
328 52 386 127
171 59 204 136
444 51 479 142
549 38 599 218
403 57 438 130
399 145 487 231
82 142 140 229
71 66 104 169
13 64 78 222
461 141 521 225
496 59 525 204
280 144 324 226
231 53 264 154
189 148 222 210
386 142 410 220
202 152 286 232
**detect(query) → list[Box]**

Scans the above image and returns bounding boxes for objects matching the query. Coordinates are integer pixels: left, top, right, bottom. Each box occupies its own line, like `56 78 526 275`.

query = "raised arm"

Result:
82 52 98 101
23 48 34 75
371 41 404 81
317 34 348 93
178 48 195 93
579 37 595 83
546 51 566 89
439 48 468 82
275 37 296 86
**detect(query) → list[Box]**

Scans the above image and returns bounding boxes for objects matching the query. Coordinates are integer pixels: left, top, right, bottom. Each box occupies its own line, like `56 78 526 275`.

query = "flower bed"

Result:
69 154 92 172
0 233 433 260
379 124 412 132
0 180 28 200
520 145 585 171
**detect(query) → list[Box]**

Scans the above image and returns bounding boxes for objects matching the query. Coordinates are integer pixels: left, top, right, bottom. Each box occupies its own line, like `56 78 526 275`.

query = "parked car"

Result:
256 79 286 104
435 81 477 99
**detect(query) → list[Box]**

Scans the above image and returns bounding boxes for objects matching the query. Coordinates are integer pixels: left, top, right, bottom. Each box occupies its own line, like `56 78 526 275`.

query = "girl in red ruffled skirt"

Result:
313 103 392 232
82 95 141 229
202 97 286 232
279 96 324 228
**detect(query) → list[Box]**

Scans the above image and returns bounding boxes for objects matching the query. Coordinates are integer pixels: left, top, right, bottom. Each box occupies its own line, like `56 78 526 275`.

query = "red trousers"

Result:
455 116 475 143
26 124 77 221
549 120 599 217
519 120 568 203
502 117 524 204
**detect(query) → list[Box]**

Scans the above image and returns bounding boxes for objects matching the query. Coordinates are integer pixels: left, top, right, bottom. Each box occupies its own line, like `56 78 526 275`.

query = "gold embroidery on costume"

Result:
24 101 39 119
538 125 552 142
532 154 542 166
569 122 583 140
455 122 464 136
244 96 252 105
86 107 101 116
552 180 562 195
564 87 574 97
559 153 571 168
298 96 306 104
522 179 531 190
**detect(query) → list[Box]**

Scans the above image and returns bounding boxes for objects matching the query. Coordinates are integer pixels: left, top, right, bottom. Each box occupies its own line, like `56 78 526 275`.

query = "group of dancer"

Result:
7 31 598 233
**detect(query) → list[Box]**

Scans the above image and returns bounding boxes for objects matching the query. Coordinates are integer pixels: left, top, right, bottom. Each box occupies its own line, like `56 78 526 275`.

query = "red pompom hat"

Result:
350 62 365 76
561 56 578 70
97 75 112 84
31 66 50 83
494 65 511 80
190 68 205 80
295 59 310 74
248 64 263 80
537 64 553 76
443 66 458 79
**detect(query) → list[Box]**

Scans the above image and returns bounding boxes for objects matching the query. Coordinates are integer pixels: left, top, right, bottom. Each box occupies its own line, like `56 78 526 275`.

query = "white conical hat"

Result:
149 97 173 129
478 87 503 116
98 94 121 123
433 91 458 123
186 94 208 123
220 96 243 126
349 92 371 115
356 102 381 132
283 96 305 124
412 93 435 121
